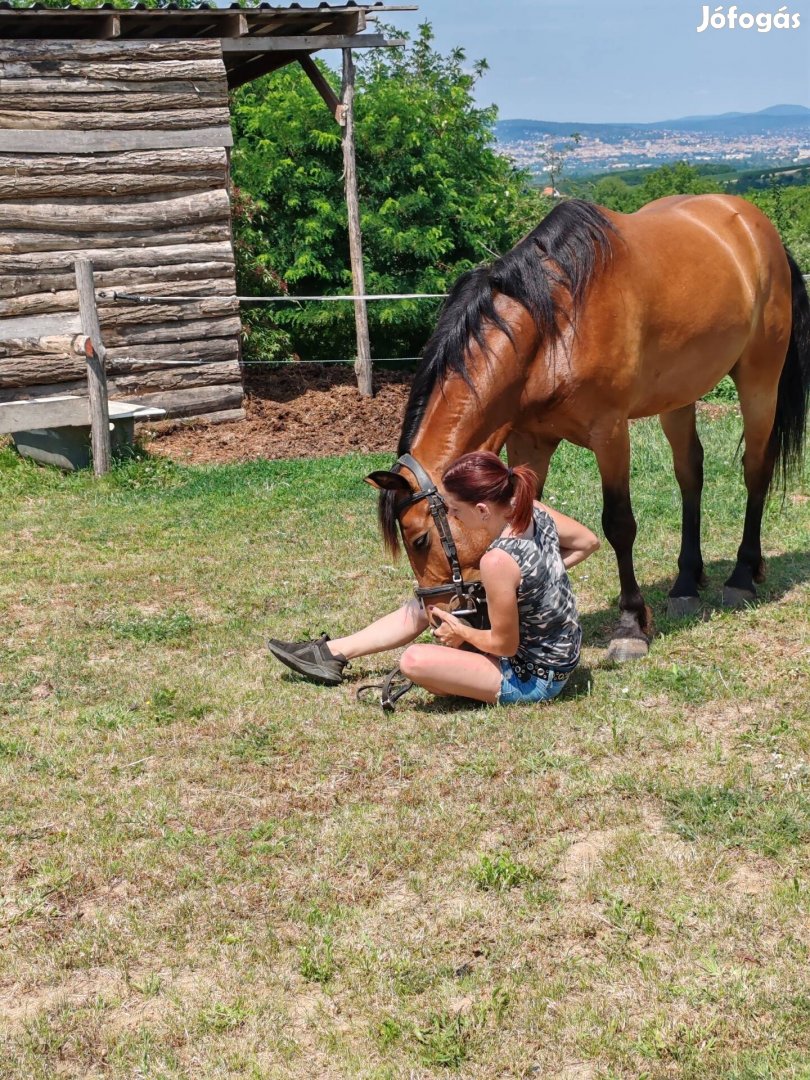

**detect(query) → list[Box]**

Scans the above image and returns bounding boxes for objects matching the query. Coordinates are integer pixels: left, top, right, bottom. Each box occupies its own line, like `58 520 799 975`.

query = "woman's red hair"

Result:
441 451 537 533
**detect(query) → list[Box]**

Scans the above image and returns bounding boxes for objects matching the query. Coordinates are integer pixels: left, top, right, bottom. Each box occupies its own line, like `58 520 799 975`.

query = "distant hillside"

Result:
497 105 810 141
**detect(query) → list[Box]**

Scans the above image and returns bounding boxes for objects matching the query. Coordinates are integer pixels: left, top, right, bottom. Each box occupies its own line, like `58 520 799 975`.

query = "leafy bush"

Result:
230 23 551 364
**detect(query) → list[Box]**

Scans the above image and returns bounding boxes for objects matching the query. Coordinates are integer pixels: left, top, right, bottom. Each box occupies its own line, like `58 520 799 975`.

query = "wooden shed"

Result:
0 2 406 423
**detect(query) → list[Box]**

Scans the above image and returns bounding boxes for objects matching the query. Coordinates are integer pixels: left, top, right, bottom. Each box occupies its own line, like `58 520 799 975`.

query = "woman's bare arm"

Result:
431 548 521 656
536 501 600 569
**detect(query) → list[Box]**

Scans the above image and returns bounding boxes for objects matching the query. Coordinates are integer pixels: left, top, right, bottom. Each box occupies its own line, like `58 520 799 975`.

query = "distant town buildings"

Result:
499 127 809 177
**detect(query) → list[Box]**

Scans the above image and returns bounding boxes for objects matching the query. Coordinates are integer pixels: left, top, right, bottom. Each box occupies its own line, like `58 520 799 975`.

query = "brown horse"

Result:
368 194 810 660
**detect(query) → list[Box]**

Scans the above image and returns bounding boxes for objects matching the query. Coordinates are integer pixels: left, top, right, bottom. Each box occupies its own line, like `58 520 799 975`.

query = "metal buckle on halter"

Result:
415 579 487 624
393 452 490 629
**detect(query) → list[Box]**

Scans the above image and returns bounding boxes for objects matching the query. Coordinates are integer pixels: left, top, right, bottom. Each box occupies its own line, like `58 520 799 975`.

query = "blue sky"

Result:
378 0 810 123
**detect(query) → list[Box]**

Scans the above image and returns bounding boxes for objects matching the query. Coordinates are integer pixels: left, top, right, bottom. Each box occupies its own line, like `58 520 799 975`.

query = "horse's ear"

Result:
364 471 412 492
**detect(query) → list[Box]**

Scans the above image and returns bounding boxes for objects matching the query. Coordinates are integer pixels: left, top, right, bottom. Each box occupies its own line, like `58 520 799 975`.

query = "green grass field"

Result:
0 411 808 1079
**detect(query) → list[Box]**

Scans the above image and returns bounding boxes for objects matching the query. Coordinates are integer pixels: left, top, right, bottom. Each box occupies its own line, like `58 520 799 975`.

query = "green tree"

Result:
230 23 550 363
587 175 640 213
745 182 810 269
638 161 722 203
539 132 581 193
579 161 723 214
11 0 198 7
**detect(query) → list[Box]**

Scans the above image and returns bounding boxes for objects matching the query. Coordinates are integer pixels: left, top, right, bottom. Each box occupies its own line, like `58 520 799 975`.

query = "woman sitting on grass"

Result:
268 451 599 705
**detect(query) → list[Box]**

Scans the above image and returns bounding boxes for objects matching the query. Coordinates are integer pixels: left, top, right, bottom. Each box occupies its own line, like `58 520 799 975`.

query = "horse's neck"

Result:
409 374 514 472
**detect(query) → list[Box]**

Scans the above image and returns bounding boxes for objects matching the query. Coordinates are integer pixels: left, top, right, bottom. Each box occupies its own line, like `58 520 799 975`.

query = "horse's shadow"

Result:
578 547 810 650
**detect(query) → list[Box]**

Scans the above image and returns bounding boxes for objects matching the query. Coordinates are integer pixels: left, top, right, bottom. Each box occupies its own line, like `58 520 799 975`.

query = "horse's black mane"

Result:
379 198 616 554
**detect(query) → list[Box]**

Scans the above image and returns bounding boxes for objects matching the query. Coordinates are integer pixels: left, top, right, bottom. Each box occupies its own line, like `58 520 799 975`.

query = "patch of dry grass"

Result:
0 416 808 1078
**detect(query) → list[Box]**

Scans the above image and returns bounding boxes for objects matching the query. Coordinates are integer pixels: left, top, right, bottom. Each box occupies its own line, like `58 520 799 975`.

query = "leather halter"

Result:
391 453 487 614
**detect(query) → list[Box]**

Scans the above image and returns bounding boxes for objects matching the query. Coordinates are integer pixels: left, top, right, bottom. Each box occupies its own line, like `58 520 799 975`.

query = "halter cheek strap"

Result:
392 452 486 610
361 453 488 716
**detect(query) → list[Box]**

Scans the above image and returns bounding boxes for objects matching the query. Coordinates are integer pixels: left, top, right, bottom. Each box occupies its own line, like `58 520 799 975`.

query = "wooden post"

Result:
74 258 112 475
341 48 373 398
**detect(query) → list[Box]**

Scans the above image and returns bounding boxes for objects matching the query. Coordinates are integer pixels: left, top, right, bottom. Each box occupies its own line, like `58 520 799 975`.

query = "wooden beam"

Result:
170 407 245 426
0 312 80 338
0 147 227 176
227 12 249 37
99 15 121 40
75 258 112 476
0 40 223 62
0 78 227 99
0 224 232 255
104 339 240 367
1 59 227 80
118 383 243 419
108 361 241 395
0 170 226 199
0 108 232 131
0 127 234 154
220 34 405 53
0 380 86 405
298 55 343 124
0 190 230 232
0 240 232 273
341 49 372 398
0 95 226 115
226 51 299 91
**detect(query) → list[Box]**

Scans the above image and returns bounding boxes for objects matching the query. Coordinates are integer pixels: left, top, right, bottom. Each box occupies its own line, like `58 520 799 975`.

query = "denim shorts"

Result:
497 658 570 705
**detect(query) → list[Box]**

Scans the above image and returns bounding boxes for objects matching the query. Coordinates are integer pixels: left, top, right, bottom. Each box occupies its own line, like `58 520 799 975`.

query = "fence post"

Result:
341 48 373 398
75 258 111 476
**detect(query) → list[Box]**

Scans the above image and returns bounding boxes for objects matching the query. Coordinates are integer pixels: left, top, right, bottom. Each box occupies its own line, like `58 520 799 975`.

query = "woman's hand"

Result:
429 607 468 649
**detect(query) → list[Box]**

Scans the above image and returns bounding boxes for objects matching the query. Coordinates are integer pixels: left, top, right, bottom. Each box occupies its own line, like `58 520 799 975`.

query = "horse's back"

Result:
613 193 786 285
585 194 792 417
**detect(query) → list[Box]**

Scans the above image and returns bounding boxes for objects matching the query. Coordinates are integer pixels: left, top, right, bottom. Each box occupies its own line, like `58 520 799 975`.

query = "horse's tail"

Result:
771 249 810 491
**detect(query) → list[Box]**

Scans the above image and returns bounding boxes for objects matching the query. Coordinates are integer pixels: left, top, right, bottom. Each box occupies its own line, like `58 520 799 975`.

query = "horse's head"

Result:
365 457 491 613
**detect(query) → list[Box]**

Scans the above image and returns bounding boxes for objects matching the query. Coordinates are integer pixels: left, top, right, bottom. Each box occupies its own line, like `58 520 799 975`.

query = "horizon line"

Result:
495 103 810 126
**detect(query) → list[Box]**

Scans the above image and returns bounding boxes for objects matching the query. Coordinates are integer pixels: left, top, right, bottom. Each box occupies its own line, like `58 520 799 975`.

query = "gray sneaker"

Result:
266 633 349 686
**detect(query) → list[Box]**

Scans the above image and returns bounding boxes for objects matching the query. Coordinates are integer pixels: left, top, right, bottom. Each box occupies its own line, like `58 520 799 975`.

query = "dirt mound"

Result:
147 365 413 465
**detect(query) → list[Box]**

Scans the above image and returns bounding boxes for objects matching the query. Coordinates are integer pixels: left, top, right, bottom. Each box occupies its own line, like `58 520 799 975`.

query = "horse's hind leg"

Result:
723 359 779 606
660 404 706 617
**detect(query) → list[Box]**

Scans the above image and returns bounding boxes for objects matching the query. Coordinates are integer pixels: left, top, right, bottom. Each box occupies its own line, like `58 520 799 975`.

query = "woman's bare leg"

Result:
328 599 429 660
399 643 502 704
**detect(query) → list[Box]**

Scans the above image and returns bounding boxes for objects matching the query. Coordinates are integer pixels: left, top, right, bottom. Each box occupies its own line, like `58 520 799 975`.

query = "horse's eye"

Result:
413 532 431 551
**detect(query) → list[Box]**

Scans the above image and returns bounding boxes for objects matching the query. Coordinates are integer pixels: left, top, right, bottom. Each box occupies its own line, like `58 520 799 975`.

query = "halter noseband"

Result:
391 453 487 614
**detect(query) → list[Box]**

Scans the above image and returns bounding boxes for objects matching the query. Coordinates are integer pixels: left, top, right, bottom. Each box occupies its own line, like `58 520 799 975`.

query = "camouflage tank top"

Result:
487 506 582 675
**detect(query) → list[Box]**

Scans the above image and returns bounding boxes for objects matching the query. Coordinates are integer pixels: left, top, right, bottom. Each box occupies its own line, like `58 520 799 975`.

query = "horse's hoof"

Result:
667 596 702 619
722 585 757 609
606 637 649 663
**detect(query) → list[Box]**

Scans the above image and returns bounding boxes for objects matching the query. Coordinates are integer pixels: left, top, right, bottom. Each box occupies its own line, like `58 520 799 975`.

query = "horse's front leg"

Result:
659 403 706 617
594 422 652 661
506 431 561 498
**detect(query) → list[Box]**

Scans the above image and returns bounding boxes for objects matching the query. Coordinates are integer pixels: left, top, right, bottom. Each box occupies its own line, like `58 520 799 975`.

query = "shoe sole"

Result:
266 641 344 686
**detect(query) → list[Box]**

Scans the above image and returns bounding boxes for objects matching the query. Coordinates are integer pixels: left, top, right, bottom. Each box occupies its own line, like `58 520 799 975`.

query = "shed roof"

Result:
0 3 413 87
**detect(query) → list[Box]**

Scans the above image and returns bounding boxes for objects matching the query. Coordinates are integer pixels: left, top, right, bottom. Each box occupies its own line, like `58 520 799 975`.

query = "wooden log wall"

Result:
0 39 244 422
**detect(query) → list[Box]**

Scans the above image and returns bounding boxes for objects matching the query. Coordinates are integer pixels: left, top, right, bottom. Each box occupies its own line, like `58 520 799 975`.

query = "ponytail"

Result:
442 451 538 532
508 464 537 533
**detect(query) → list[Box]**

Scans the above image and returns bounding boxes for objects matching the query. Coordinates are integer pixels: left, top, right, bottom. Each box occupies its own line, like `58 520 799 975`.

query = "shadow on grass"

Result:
579 548 810 651
398 662 597 714
270 550 807 704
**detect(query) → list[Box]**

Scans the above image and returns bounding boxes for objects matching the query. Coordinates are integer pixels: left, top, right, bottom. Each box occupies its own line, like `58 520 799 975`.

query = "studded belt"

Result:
512 662 570 683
